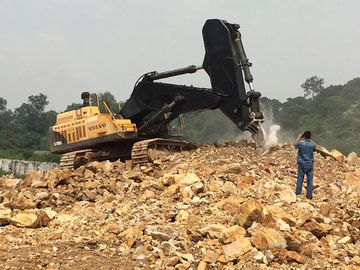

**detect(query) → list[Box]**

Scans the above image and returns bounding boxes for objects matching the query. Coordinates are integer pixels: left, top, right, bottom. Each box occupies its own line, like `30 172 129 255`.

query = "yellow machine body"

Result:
49 96 137 155
53 106 136 144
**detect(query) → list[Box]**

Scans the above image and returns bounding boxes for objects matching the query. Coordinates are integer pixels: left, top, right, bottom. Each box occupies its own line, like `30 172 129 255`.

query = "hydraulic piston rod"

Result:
146 65 203 81
234 32 254 91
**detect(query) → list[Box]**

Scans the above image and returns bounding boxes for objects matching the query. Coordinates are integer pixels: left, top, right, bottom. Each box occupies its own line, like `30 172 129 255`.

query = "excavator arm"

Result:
119 19 265 147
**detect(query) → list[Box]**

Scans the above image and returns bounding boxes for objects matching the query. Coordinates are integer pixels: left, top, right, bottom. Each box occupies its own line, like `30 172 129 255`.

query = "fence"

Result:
0 159 59 176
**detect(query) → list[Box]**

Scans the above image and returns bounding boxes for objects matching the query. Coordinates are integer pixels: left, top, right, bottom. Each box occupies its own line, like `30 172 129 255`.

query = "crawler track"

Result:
59 149 92 169
131 138 196 165
60 139 196 169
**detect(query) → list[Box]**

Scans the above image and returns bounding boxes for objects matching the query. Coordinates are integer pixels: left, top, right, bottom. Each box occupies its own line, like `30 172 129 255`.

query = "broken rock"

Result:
221 225 246 244
251 227 287 250
217 163 245 174
337 236 352 244
45 168 68 190
163 184 180 196
2 178 21 189
197 261 208 270
279 188 296 204
199 224 227 238
202 250 220 263
11 210 50 228
236 199 263 228
9 193 35 210
302 220 333 239
0 207 11 225
106 223 124 235
286 250 306 264
175 172 200 186
222 237 252 259
144 225 179 242
222 181 237 194
346 152 360 166
24 170 43 186
330 149 345 163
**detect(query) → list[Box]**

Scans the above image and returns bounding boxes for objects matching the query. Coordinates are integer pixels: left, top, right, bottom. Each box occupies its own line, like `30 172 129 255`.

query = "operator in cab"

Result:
294 131 316 199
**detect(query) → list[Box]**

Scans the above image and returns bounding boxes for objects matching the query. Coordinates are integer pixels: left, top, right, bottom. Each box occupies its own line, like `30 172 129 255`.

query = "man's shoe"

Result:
296 194 305 201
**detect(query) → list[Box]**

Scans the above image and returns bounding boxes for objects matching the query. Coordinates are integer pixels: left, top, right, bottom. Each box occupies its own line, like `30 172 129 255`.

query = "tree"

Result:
28 94 48 111
0 97 7 111
99 91 119 113
65 102 82 112
14 93 50 134
301 76 324 100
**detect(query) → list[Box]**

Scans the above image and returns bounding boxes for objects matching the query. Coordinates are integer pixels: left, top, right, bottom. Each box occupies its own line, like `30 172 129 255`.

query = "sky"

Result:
0 0 359 111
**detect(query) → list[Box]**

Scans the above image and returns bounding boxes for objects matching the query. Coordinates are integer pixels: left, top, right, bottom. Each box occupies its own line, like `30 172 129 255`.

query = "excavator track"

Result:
131 138 196 165
59 149 93 169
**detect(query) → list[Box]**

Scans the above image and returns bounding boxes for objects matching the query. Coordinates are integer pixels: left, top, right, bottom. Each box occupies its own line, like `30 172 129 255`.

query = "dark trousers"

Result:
295 162 313 199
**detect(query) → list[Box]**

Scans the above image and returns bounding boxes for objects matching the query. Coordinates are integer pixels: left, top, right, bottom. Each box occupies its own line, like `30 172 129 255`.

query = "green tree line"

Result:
262 77 360 155
184 76 360 155
0 94 59 162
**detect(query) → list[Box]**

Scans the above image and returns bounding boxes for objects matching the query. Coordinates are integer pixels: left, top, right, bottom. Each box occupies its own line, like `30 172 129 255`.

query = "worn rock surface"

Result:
0 141 359 269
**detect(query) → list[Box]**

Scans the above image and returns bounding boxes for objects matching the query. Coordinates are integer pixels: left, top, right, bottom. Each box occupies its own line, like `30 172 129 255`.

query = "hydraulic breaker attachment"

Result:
202 19 265 147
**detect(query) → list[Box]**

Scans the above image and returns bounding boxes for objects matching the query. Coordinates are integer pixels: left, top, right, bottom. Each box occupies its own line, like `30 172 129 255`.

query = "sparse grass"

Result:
0 148 60 163
0 168 25 179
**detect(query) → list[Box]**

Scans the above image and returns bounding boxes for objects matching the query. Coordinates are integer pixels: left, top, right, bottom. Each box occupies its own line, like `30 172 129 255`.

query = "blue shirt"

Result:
294 140 316 164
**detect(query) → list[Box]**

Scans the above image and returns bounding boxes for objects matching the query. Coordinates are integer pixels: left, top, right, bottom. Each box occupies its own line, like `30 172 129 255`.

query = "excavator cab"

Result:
165 113 185 137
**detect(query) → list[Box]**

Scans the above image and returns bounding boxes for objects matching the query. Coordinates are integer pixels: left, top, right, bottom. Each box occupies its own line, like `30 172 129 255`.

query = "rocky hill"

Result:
0 141 360 269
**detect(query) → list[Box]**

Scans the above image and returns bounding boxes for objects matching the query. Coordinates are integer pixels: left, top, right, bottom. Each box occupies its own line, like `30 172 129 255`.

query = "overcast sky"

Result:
0 0 359 111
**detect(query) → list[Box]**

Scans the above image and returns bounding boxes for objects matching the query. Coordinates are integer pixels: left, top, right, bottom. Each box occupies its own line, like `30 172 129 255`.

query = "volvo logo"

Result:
88 123 106 131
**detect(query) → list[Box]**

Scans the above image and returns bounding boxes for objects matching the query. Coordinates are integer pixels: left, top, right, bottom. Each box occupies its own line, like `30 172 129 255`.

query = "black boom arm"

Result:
119 19 264 138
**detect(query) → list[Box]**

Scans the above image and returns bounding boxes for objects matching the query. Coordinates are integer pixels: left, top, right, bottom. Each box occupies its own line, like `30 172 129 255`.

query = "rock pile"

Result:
0 141 360 269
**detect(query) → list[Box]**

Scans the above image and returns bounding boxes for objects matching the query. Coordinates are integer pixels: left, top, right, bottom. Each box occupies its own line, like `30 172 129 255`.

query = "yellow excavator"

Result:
49 19 265 169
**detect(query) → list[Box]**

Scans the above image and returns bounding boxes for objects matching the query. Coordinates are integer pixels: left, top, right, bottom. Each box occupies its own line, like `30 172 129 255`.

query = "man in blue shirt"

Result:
294 131 316 199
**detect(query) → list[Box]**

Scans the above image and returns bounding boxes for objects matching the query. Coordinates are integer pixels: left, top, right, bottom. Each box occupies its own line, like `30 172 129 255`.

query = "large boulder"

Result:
330 149 345 163
45 168 69 190
9 193 35 210
302 220 333 239
221 225 247 244
251 227 287 250
2 178 21 189
222 237 252 259
175 172 201 186
346 152 360 166
11 210 50 228
236 199 263 228
279 188 297 204
24 171 43 186
344 173 360 191
0 207 11 225
222 181 237 194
